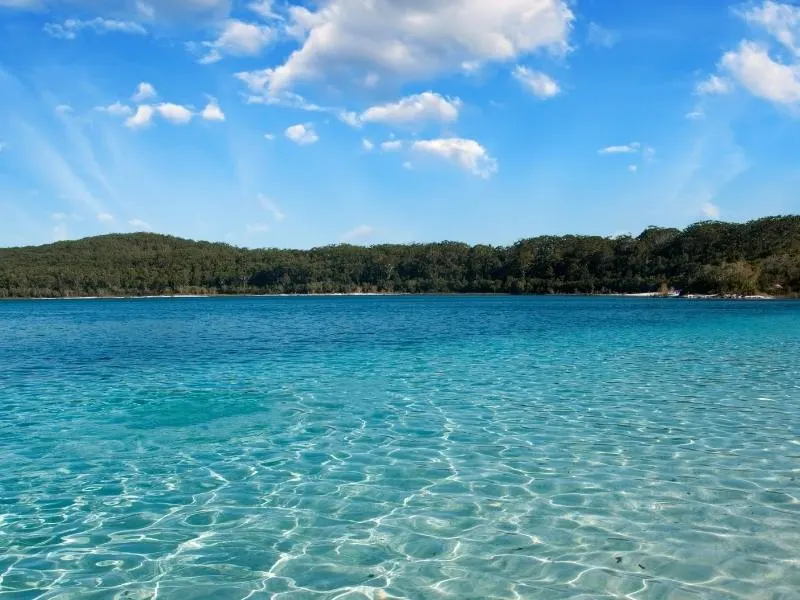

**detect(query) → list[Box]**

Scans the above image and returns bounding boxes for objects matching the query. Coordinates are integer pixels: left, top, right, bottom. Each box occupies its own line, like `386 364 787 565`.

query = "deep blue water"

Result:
0 297 798 599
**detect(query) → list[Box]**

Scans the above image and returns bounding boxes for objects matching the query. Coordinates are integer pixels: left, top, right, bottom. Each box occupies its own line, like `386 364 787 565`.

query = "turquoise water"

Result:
1 297 799 600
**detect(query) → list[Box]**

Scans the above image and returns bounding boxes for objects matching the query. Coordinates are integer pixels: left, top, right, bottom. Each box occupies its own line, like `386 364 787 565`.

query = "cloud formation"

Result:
44 18 146 40
513 66 560 98
198 19 274 64
699 2 800 109
240 0 573 95
411 138 498 178
285 123 319 145
359 92 462 126
598 142 641 155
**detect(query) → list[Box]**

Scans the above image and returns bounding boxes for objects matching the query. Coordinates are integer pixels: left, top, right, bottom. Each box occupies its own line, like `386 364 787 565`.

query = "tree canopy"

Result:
1 216 798 298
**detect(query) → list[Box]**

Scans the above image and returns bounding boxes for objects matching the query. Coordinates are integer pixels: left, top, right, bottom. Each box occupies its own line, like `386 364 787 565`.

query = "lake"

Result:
1 297 798 599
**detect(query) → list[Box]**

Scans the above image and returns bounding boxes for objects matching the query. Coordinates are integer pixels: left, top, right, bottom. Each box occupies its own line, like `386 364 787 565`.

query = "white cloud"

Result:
155 103 193 124
720 41 800 105
125 105 155 128
264 133 275 140
461 60 482 75
644 146 656 160
129 218 152 231
697 74 732 95
403 161 413 170
701 202 721 218
738 0 800 55
339 111 361 127
411 138 497 178
249 0 278 20
686 110 705 120
96 101 133 117
55 104 73 115
201 99 225 121
598 142 641 155
587 22 618 48
380 140 403 152
513 66 560 98
246 223 270 233
51 212 68 221
199 19 274 64
340 225 375 242
258 194 286 221
246 0 573 95
132 82 157 103
360 92 462 126
97 212 115 223
628 164 638 173
285 123 319 145
362 138 374 151
44 18 146 40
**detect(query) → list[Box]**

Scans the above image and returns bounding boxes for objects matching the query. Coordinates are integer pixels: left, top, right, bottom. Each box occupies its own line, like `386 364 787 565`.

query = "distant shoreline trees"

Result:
0 216 798 298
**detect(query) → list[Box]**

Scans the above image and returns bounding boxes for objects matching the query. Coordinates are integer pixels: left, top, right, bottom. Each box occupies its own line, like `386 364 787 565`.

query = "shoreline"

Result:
2 292 781 301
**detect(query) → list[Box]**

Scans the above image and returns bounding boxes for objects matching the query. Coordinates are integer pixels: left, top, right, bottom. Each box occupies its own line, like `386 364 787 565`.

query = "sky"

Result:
0 0 799 249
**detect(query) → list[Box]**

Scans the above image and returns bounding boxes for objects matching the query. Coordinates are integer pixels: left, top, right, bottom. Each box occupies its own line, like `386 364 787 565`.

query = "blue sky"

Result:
1 0 799 248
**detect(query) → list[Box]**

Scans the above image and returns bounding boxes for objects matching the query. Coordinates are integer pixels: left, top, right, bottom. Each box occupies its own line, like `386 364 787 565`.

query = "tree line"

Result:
0 216 798 298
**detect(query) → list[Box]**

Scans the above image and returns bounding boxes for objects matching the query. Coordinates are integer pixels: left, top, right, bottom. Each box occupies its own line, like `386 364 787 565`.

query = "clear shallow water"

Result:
1 297 799 600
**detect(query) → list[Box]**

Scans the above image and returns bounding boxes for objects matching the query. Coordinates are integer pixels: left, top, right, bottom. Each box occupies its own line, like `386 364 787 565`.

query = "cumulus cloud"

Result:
264 133 275 140
96 101 134 117
738 0 800 55
285 123 319 145
359 92 462 126
249 0 278 20
239 0 574 95
340 225 375 242
125 105 155 128
155 102 193 124
198 19 274 64
201 99 225 121
697 74 732 95
44 18 146 40
721 41 800 105
380 139 403 152
598 142 641 155
132 82 157 103
697 3 800 110
512 66 560 98
411 138 497 178
97 212 115 223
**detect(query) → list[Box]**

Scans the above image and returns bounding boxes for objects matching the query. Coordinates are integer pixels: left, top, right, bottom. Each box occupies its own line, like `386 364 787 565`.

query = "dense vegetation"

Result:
1 216 799 298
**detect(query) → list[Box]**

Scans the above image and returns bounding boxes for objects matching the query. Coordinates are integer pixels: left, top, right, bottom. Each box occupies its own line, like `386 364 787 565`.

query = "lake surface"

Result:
1 297 798 599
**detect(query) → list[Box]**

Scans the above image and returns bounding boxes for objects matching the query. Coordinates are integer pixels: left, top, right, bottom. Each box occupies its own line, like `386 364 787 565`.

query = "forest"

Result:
0 216 798 298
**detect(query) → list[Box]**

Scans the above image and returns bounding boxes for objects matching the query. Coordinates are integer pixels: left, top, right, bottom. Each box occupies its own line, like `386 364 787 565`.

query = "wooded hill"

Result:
1 216 798 298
